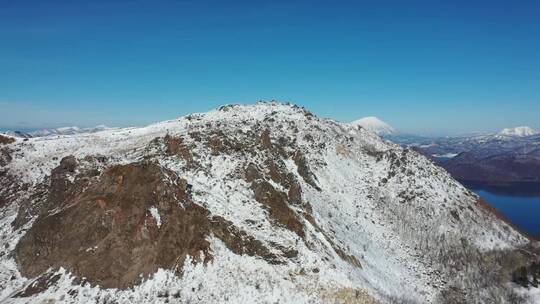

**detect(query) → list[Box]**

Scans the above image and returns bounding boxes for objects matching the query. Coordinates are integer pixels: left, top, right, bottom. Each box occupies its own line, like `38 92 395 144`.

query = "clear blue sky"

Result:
1 0 539 135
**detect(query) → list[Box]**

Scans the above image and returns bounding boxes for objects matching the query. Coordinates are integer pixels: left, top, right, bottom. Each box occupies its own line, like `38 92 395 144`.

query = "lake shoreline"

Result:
467 186 540 238
460 180 540 197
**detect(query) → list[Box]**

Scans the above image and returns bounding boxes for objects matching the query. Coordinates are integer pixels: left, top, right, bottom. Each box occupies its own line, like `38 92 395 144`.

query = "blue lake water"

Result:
470 188 540 238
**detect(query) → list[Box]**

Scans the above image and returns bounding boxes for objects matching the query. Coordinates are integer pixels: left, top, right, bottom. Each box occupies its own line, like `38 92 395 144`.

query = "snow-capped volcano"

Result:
498 126 538 137
0 102 538 303
349 116 397 136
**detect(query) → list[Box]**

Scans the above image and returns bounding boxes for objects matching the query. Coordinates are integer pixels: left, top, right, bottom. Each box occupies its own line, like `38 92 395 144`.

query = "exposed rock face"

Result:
0 134 15 145
251 179 306 239
0 170 23 209
0 102 538 303
163 134 194 165
0 136 19 207
12 155 90 228
0 139 13 167
16 161 200 288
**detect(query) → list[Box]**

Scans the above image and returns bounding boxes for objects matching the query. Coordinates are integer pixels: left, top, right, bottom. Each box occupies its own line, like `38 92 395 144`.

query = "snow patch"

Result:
149 206 162 228
432 153 458 158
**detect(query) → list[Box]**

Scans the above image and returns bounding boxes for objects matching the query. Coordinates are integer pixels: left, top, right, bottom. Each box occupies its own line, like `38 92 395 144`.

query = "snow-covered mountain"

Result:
498 126 538 137
349 116 397 136
0 102 538 303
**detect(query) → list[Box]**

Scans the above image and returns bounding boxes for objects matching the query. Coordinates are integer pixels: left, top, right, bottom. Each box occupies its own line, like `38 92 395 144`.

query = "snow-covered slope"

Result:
498 126 538 137
0 102 537 304
349 117 396 136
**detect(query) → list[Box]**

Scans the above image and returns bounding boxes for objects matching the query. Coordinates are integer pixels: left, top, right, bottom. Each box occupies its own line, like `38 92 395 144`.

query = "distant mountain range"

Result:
2 125 112 138
352 117 540 192
389 128 540 158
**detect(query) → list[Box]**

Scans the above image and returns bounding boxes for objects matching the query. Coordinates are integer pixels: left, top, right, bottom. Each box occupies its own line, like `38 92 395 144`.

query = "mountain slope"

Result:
349 117 397 136
0 102 537 303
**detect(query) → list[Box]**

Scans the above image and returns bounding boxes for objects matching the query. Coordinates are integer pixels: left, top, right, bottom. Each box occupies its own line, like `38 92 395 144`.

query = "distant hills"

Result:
2 125 112 138
353 118 540 192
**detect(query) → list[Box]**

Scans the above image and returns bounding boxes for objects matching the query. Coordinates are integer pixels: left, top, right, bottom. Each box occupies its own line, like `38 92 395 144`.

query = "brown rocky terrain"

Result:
14 157 301 289
0 134 16 145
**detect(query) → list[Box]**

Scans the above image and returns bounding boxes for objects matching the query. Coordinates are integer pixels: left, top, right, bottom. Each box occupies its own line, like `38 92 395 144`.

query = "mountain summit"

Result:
498 126 538 137
0 102 537 303
349 116 397 136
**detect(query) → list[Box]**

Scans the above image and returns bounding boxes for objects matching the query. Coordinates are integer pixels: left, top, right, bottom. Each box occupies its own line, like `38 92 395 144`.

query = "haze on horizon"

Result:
1 0 539 136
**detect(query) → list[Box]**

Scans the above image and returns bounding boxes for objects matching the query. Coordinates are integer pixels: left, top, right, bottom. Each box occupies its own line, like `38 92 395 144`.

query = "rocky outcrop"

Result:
0 134 15 145
0 135 14 167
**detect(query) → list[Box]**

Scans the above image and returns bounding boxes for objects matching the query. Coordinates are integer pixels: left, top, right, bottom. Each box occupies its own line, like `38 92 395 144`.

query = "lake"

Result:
468 186 540 238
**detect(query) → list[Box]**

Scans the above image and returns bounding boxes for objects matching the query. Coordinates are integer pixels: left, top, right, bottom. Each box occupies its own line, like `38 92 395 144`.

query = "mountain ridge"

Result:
0 102 538 303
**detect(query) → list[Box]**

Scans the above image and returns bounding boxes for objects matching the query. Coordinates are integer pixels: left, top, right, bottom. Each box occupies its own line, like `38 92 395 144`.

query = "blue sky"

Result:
1 0 539 135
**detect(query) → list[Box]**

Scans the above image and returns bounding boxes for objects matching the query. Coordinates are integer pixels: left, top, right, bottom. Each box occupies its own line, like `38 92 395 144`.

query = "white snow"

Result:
513 283 540 303
432 153 458 158
149 206 162 228
498 126 538 137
